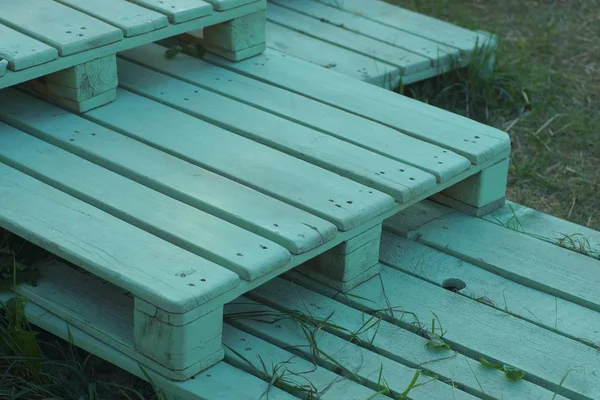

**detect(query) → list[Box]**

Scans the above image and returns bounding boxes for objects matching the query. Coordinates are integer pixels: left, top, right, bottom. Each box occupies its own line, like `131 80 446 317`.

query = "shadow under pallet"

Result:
0 42 510 388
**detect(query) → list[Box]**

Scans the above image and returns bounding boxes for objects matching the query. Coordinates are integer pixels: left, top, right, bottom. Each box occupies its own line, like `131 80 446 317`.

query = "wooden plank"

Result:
0 0 123 56
71 86 398 231
316 0 485 53
116 58 437 203
127 0 213 24
380 232 600 349
0 88 336 255
203 49 511 164
484 200 600 252
0 160 239 314
122 44 472 184
383 200 454 239
203 0 257 11
0 59 6 77
0 126 291 282
415 212 600 313
0 24 59 71
223 324 383 399
0 0 265 89
284 268 592 400
265 21 400 88
0 290 297 400
271 0 459 67
226 299 478 400
266 3 430 75
249 277 567 400
56 0 169 37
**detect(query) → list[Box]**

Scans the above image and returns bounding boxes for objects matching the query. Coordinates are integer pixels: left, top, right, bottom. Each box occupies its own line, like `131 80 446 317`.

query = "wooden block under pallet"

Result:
296 223 383 292
26 54 118 112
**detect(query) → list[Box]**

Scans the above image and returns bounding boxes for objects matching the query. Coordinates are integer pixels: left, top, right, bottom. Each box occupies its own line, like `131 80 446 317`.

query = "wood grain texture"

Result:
250 277 567 400
0 159 239 314
123 44 471 183
415 212 600 313
56 0 169 37
116 57 437 203
203 10 265 51
0 88 337 255
267 3 430 75
0 0 123 56
203 49 510 164
0 125 291 282
0 24 58 71
127 0 213 23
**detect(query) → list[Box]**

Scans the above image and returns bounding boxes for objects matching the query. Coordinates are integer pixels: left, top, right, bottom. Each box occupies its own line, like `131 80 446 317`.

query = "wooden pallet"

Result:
261 0 496 88
0 0 267 111
0 44 509 381
3 200 599 399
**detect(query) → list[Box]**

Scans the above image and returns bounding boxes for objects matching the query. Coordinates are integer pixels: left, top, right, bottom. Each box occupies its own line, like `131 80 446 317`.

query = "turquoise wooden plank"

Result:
249 277 567 400
223 325 382 399
266 3 430 75
271 0 458 67
265 21 400 88
286 267 596 399
204 49 511 164
0 88 336 255
316 0 485 53
204 0 262 11
0 0 123 56
0 0 265 90
70 89 397 232
380 232 600 349
56 0 169 37
414 212 600 313
127 0 214 24
0 24 59 71
0 59 6 76
383 200 454 238
116 59 436 202
0 160 239 314
0 126 292 282
0 290 295 400
123 44 471 183
226 299 478 400
484 200 600 253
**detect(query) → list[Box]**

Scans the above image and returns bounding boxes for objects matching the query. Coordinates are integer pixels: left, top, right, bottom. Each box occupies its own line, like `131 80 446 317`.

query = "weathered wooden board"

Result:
0 126 292 282
0 0 123 56
116 58 437 202
56 0 169 37
122 44 471 183
249 277 567 400
223 324 383 399
265 21 400 88
0 24 59 71
203 0 257 11
226 299 478 400
383 200 454 238
65 87 397 232
127 0 214 24
271 0 457 67
266 3 430 74
316 0 485 53
380 232 600 349
0 59 6 76
203 49 510 164
0 159 239 314
415 212 600 312
0 88 336 255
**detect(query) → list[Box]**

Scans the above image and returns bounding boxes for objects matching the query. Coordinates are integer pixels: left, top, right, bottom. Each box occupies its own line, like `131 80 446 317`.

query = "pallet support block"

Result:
201 10 266 61
28 54 118 112
432 157 509 217
296 224 383 292
133 299 225 379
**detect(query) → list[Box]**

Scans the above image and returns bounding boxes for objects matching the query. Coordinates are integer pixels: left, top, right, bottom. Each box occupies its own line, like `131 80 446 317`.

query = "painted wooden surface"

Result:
203 0 257 11
122 44 472 184
0 0 266 90
204 49 511 164
127 0 213 24
256 0 495 88
0 59 6 76
202 10 266 61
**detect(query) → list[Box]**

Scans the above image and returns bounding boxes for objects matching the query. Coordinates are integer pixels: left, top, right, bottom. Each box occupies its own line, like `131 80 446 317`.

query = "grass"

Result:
391 0 600 230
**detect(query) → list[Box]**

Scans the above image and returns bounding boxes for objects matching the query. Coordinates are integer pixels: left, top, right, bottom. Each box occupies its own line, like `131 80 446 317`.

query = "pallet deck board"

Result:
127 0 214 24
0 24 59 71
